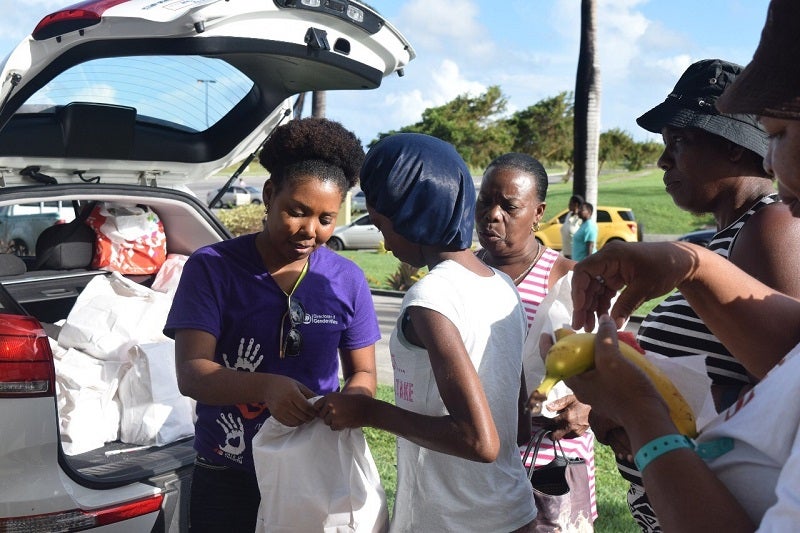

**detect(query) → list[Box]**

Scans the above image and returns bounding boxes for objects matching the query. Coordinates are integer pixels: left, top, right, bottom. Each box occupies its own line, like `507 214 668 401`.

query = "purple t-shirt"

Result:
164 233 380 471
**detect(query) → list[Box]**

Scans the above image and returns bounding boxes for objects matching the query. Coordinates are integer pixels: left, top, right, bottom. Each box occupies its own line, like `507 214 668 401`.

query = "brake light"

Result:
32 0 129 41
0 494 163 531
0 314 55 398
627 223 637 234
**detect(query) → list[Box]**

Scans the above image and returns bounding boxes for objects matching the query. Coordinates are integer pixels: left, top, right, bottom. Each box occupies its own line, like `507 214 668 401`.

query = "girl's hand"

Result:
315 392 370 431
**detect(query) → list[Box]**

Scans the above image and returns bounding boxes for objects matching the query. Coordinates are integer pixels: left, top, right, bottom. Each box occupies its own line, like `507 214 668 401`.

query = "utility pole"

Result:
197 78 217 127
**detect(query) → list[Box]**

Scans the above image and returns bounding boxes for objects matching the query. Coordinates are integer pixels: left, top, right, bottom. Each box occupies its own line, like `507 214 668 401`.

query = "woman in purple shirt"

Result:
164 117 380 532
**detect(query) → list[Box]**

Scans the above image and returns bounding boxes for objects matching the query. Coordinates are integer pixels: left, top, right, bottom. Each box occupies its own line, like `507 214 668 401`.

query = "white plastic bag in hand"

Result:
252 397 389 533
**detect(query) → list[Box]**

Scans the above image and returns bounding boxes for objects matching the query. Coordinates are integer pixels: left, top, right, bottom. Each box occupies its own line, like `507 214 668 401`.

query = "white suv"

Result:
0 1 412 531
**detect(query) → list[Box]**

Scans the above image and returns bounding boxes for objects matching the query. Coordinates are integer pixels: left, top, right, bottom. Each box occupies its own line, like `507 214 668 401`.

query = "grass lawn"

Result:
364 384 638 531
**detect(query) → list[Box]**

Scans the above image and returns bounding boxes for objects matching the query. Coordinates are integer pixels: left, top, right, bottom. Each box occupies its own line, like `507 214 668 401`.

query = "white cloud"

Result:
395 0 495 61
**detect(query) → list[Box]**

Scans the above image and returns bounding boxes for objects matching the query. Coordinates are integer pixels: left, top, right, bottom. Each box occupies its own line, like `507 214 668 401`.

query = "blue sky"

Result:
0 0 771 147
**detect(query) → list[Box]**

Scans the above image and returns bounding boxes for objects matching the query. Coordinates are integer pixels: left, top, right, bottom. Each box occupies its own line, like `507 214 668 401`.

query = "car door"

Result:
348 214 381 248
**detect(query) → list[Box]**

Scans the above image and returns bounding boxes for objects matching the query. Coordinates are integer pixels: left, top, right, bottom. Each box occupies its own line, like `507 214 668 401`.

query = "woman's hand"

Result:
315 392 371 431
571 241 702 331
589 410 632 462
263 374 318 427
542 394 591 440
565 315 669 430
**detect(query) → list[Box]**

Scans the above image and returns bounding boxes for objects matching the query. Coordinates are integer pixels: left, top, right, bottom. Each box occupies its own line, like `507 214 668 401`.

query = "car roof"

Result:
0 0 414 187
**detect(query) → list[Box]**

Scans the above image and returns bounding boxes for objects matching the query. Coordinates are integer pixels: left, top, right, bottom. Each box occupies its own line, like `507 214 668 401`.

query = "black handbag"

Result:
523 429 592 532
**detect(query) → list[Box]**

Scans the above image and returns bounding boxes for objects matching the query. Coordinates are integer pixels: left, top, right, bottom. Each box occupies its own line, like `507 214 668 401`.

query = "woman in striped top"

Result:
608 58 800 533
475 152 598 524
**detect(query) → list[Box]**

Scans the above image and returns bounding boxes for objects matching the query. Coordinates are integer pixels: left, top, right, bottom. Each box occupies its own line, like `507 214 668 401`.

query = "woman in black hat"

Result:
603 57 800 533
557 1 800 529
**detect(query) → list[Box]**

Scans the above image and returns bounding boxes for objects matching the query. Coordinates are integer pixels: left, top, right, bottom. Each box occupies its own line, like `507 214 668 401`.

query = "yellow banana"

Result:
536 330 698 438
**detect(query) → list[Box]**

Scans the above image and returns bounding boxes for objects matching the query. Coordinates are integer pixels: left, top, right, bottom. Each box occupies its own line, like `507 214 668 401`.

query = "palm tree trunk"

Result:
312 91 327 118
573 0 601 213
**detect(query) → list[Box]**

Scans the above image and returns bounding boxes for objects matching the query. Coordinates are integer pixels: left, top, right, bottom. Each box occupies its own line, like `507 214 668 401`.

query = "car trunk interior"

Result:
0 186 224 487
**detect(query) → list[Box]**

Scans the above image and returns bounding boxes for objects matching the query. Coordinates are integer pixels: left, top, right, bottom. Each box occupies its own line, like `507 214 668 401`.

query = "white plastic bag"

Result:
58 272 172 362
150 253 189 294
52 340 125 455
118 340 195 446
252 397 389 533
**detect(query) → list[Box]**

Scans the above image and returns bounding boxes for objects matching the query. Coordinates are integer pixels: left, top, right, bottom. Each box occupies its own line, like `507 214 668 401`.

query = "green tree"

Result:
372 86 512 169
599 128 636 171
505 91 574 170
624 140 663 171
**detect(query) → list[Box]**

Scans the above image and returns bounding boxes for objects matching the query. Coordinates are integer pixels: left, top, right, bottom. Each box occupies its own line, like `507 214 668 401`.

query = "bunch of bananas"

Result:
535 328 697 438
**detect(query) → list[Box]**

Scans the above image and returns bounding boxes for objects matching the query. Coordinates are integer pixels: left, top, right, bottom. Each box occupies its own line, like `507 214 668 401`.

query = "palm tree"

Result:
573 0 601 212
312 91 327 118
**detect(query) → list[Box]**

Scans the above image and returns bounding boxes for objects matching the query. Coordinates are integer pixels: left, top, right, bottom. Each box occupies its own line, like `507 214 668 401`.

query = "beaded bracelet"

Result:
634 434 695 473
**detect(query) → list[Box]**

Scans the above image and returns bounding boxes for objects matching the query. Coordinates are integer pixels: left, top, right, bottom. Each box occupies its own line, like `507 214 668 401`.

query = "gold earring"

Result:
264 204 270 215
531 222 540 233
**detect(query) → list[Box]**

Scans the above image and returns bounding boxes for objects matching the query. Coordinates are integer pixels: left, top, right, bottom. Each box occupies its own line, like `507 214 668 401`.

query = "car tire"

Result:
251 199 262 205
637 221 644 242
327 237 344 251
535 237 544 247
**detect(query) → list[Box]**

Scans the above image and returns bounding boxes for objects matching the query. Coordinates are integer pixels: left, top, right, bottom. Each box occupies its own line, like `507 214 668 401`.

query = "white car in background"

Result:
0 0 412 531
328 213 382 250
206 185 252 208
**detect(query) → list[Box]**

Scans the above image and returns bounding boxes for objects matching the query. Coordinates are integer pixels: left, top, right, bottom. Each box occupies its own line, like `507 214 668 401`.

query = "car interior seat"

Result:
33 202 96 270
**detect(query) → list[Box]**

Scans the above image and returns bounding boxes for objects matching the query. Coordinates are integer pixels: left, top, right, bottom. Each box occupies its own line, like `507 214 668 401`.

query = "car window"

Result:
617 210 636 221
20 56 254 132
557 212 568 223
596 210 612 223
355 215 372 226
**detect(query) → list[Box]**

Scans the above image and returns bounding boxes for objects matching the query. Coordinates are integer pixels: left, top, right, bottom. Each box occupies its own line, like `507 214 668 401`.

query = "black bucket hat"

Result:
636 59 768 157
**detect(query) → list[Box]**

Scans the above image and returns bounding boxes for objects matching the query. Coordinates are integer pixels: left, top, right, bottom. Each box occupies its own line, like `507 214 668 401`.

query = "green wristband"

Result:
634 434 695 473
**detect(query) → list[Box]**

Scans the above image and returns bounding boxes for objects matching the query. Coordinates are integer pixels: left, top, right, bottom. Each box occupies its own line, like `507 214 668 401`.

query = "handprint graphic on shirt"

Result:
216 412 245 456
222 337 263 371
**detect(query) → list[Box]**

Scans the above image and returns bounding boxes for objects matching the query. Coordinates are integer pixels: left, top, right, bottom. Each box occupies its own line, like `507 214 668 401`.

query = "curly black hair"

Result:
259 117 364 197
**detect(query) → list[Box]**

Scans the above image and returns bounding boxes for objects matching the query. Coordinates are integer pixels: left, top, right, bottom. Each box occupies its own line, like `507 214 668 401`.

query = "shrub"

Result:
216 204 265 236
386 262 424 291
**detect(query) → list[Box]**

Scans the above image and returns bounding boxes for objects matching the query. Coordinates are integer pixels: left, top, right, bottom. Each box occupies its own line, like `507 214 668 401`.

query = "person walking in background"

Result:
606 58 800 533
475 153 597 527
560 194 584 259
164 117 380 532
571 202 597 261
315 133 537 532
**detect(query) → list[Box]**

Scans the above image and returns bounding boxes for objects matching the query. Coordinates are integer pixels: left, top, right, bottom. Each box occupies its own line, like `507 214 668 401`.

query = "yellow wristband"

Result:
634 434 694 473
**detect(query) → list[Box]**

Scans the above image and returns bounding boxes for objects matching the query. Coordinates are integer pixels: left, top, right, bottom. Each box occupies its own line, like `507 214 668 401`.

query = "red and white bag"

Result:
86 203 167 275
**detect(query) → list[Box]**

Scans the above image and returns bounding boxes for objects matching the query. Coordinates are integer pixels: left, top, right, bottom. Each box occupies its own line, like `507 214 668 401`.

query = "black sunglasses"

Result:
279 297 305 358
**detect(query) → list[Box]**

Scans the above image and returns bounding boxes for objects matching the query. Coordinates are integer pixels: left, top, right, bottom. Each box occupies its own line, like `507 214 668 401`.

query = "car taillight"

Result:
627 223 637 234
0 494 163 531
32 0 129 41
0 314 55 398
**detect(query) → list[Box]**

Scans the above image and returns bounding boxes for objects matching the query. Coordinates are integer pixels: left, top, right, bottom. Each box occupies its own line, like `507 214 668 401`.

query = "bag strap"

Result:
522 429 552 479
33 201 97 270
523 429 573 478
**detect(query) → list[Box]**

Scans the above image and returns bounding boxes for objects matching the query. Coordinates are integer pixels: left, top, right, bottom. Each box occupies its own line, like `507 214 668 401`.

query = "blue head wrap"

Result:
360 133 475 249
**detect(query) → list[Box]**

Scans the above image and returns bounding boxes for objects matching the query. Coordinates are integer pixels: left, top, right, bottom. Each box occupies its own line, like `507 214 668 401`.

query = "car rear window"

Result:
617 210 635 221
19 56 254 132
